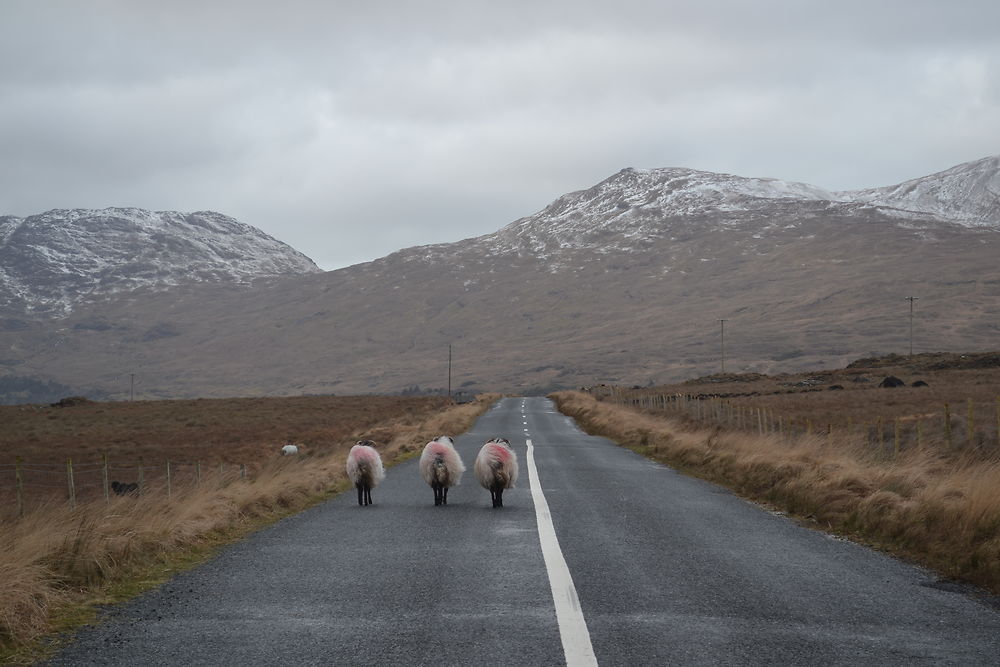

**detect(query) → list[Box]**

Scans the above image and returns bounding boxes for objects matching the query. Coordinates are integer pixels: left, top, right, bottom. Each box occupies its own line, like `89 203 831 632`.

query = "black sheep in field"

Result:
111 481 139 496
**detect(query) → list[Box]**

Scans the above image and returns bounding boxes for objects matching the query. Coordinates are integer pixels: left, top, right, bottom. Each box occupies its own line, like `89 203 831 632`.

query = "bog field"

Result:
604 351 1000 453
0 395 454 514
0 393 496 658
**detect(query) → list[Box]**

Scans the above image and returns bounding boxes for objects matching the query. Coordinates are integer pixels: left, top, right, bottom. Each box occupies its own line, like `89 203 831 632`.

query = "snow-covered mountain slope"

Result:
2 156 998 400
843 155 1000 225
466 155 1000 258
0 208 320 315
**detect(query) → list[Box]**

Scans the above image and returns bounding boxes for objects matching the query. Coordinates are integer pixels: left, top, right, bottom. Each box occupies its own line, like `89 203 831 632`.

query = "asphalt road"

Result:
48 397 1000 666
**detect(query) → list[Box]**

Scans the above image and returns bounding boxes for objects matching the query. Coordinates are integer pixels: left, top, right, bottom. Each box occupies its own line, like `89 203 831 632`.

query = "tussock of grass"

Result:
552 390 1000 594
0 394 498 657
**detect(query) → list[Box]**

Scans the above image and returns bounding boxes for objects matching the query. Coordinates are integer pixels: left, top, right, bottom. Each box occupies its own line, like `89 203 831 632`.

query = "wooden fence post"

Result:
894 418 901 457
967 399 975 446
944 404 952 448
196 461 202 486
15 456 24 518
67 458 76 510
166 461 172 499
102 453 109 504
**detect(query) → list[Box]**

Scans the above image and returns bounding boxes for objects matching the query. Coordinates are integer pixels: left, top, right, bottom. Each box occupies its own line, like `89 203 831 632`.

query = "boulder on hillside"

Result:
879 376 906 388
50 396 92 407
912 380 929 387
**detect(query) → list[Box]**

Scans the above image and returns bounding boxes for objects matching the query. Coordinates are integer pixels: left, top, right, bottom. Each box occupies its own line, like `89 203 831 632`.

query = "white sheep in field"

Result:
419 435 465 506
346 440 385 506
281 444 299 456
474 437 519 508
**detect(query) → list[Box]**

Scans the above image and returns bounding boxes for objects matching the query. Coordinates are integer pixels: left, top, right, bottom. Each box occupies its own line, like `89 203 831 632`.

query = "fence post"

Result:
67 458 76 510
102 453 109 504
894 418 901 457
166 461 172 499
240 464 247 480
138 458 144 495
944 404 952 447
16 456 24 518
967 399 975 446
196 461 202 486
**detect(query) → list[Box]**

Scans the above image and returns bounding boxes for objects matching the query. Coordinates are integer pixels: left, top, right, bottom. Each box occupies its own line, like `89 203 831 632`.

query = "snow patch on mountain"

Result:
461 155 1000 261
0 208 321 315
842 155 1000 225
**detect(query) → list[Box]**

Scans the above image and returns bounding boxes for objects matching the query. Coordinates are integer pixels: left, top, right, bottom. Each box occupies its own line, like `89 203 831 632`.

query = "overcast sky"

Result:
2 1 998 270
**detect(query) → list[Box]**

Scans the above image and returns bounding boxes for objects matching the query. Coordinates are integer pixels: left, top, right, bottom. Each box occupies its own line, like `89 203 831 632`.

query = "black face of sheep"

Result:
879 376 906 388
110 481 140 496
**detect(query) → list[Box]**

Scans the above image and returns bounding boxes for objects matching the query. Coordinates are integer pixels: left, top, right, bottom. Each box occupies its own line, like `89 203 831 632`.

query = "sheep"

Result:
281 444 299 456
474 437 519 508
110 481 139 496
419 435 465 506
346 440 385 506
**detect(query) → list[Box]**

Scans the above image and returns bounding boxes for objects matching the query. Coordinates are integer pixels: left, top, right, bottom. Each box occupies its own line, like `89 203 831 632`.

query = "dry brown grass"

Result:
610 354 1000 455
0 395 459 512
0 393 498 655
1 395 453 465
552 390 1000 595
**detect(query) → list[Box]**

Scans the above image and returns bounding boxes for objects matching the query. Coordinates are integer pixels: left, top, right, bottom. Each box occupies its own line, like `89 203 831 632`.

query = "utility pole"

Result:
905 296 919 357
719 319 728 374
130 373 135 402
447 344 452 401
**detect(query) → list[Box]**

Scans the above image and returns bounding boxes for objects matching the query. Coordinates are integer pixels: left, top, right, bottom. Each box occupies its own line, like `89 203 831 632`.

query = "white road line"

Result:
525 438 599 667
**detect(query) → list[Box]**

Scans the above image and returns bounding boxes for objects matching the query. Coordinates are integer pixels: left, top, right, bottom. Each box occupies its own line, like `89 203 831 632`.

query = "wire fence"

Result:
595 389 1000 458
0 456 252 517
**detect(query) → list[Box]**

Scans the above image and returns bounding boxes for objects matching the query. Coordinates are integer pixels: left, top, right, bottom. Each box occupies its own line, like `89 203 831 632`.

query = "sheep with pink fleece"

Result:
419 435 466 506
346 440 385 506
474 437 519 508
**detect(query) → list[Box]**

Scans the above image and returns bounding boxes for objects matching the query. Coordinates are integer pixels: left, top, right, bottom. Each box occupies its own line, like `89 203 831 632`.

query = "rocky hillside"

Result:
1 156 998 402
0 208 320 315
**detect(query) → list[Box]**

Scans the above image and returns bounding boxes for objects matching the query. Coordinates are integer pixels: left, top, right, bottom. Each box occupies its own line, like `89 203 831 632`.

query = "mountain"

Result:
0 208 320 316
1 157 998 402
844 155 1000 224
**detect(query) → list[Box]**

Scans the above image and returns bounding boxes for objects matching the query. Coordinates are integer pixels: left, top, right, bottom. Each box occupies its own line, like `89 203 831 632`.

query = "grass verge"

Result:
551 390 1000 596
0 394 498 663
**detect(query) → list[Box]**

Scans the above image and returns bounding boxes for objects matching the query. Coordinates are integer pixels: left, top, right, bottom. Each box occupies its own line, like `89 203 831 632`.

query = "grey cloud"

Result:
2 0 999 269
